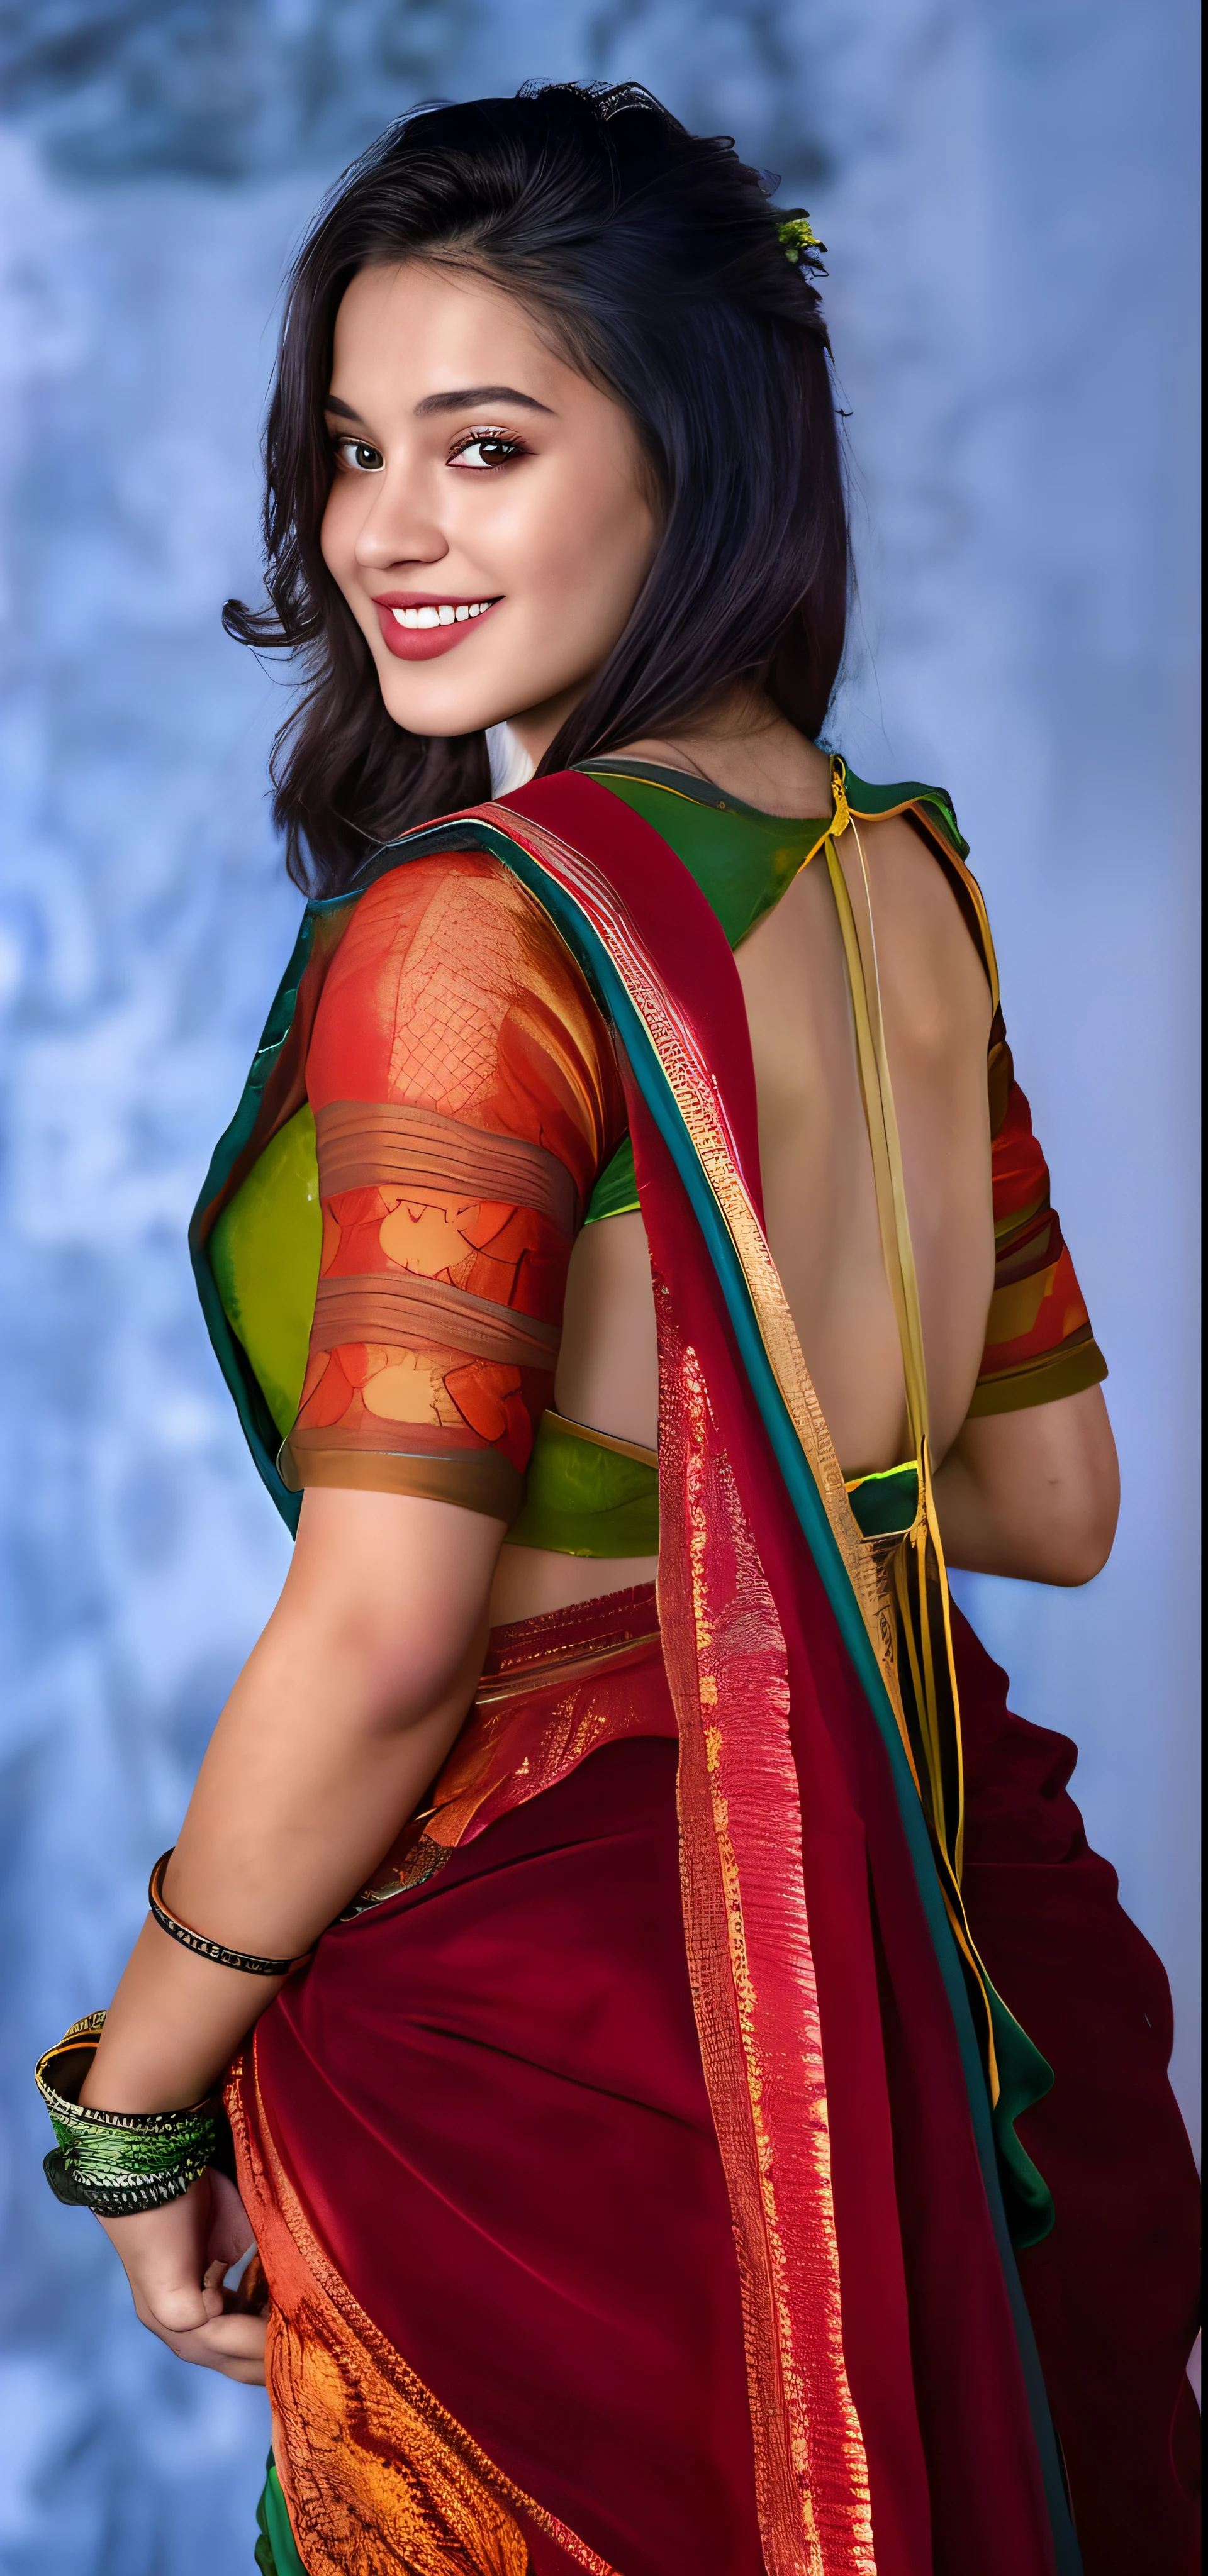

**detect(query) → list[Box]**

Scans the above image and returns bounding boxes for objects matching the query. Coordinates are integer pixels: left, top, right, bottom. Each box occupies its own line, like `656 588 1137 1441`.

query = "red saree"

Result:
194 770 1198 2575
230 1591 1199 2576
235 1602 762 2576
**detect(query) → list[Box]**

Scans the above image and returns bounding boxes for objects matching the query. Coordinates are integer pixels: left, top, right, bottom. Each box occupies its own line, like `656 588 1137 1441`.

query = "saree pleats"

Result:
237 1718 764 2576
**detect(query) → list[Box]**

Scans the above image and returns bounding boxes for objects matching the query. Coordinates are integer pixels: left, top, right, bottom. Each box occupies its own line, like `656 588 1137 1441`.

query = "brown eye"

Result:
451 433 525 470
333 436 384 472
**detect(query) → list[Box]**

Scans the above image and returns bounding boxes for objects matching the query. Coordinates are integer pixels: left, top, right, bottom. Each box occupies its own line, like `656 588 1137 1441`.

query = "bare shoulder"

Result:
854 811 993 1055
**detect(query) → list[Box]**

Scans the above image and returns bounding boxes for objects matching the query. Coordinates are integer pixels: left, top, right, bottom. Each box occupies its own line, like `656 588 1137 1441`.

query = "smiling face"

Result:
319 261 659 761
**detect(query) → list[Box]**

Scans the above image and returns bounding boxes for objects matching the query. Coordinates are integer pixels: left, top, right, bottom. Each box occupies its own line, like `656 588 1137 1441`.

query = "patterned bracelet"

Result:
148 1851 312 1978
35 2012 225 2216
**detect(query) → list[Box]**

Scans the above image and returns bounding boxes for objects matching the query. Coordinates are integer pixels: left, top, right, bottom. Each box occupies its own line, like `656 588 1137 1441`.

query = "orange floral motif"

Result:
376 1194 514 1275
227 2053 622 2576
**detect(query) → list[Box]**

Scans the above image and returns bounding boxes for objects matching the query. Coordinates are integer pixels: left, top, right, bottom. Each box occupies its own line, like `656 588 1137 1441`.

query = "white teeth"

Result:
389 601 493 629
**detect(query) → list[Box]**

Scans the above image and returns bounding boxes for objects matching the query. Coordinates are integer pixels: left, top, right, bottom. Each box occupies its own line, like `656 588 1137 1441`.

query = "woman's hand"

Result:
97 2168 267 2382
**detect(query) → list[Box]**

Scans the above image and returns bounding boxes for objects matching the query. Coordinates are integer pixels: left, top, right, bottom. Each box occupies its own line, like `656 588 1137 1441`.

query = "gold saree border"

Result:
470 1629 662 1706
481 1580 659 1672
228 2050 621 2576
659 1321 875 2576
338 1589 668 1917
411 1621 668 1850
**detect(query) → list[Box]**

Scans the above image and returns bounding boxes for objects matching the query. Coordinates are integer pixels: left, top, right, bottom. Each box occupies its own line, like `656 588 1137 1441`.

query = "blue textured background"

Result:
0 4 1199 2566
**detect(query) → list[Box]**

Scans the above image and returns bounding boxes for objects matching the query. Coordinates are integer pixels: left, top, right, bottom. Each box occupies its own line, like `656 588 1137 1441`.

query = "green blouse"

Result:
579 761 836 1226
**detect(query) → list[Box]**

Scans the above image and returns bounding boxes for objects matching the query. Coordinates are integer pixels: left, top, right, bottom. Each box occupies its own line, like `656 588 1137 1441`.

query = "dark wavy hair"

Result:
225 80 849 896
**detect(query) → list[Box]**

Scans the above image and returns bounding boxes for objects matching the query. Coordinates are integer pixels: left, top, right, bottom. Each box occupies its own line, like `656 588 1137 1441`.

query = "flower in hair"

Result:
776 213 825 263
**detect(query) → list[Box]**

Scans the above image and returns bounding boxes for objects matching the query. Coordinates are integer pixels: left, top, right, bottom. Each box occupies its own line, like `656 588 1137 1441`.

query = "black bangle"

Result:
148 1852 312 1979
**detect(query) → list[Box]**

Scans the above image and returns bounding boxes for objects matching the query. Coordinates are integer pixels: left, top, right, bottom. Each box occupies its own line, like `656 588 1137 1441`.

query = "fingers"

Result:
93 2165 271 2357
225 2249 271 2316
204 2168 257 2270
98 2170 263 2332
139 2257 245 2333
98 2176 211 2326
143 2307 268 2382
136 2281 215 2333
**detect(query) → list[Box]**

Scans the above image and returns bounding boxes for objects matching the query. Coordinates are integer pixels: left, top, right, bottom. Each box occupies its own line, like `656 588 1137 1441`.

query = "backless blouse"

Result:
204 762 1106 1552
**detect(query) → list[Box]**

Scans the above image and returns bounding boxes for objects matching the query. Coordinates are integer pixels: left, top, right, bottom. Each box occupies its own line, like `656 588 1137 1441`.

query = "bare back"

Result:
490 776 995 1622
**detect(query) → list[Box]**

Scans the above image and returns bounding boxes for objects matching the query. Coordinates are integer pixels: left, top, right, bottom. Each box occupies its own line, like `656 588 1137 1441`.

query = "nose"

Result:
354 465 449 574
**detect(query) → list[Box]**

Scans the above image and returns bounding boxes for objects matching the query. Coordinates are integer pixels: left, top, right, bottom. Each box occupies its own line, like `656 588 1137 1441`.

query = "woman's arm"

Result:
933 1384 1119 1584
81 1484 504 2372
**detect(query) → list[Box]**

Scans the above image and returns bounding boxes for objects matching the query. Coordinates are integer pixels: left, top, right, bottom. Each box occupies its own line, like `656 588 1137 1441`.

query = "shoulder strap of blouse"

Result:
841 760 1001 1016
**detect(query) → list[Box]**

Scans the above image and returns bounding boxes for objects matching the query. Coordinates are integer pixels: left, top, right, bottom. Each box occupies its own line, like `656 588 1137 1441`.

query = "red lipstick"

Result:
372 592 502 662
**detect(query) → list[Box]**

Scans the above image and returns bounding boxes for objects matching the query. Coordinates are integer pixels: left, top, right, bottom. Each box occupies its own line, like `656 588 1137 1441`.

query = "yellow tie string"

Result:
824 757 970 1887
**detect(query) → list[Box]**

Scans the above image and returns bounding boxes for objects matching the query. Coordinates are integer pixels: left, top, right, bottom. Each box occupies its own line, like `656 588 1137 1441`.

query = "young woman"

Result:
38 83 1198 2576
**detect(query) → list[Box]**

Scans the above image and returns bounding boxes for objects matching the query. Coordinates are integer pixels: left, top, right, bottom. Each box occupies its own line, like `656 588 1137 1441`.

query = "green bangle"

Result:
35 2012 226 2216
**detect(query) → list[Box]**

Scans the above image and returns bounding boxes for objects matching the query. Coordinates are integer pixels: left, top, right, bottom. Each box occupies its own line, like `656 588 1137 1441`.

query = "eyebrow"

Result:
415 384 554 418
323 385 554 423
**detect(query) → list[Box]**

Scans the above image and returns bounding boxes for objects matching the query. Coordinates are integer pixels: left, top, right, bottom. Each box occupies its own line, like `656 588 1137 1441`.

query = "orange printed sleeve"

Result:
281 853 626 1521
967 1017 1108 1416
